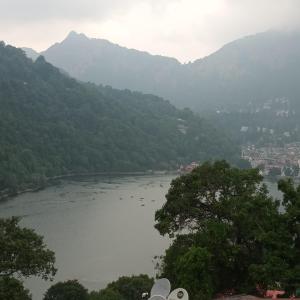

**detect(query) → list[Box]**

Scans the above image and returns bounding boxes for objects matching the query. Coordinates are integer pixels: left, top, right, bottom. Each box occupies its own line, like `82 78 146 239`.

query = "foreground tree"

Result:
0 276 31 300
0 217 56 299
90 275 153 300
155 161 298 298
44 280 88 300
277 179 300 290
0 217 56 279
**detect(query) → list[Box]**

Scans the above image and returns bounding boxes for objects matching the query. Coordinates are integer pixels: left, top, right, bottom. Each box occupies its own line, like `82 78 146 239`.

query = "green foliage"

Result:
0 276 31 300
155 161 300 298
0 217 56 299
155 160 265 236
175 247 213 300
277 179 300 290
0 217 56 280
0 42 237 194
44 280 88 300
90 275 153 300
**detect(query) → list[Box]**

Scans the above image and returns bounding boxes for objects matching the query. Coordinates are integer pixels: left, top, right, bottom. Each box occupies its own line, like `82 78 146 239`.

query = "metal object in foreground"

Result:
168 288 189 300
149 296 168 300
150 278 171 299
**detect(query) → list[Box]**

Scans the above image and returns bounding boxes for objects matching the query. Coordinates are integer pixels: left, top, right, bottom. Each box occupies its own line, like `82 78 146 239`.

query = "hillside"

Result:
0 42 237 193
31 30 300 112
22 47 39 61
186 30 300 110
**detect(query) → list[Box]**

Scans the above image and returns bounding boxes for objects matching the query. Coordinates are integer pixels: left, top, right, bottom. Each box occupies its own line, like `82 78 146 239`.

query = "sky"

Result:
1 0 300 62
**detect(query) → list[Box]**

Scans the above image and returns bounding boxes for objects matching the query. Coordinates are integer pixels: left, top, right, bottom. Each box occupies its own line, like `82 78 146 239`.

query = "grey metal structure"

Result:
149 296 168 300
167 288 189 300
150 278 171 299
147 278 189 300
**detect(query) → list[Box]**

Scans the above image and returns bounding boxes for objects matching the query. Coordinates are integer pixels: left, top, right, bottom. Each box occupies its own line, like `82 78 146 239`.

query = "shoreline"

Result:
0 170 178 202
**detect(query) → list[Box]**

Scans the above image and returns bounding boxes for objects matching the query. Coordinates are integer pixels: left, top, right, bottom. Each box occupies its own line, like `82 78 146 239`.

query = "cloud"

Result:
0 0 130 22
0 0 299 61
0 0 178 23
92 0 300 61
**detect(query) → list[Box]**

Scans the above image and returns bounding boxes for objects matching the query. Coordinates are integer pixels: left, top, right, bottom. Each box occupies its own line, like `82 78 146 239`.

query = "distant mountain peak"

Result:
65 31 89 42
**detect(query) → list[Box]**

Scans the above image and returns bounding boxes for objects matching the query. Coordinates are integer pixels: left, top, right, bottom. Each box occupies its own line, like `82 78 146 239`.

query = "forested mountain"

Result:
27 30 300 112
22 47 39 61
0 42 237 193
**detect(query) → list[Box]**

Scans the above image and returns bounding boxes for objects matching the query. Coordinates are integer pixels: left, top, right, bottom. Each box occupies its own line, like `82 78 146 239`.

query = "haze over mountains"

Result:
24 30 300 112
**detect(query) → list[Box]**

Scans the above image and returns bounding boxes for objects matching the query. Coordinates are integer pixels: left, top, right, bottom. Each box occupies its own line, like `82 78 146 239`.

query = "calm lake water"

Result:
0 175 283 300
0 174 174 300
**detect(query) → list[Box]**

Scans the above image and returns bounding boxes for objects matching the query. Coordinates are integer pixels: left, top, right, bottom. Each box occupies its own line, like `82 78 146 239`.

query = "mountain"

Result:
0 41 237 193
40 31 183 103
37 30 300 112
186 30 300 111
22 47 39 60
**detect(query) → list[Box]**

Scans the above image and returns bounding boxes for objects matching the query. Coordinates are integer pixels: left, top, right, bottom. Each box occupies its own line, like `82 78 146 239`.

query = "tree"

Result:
175 247 213 300
44 280 88 300
0 217 56 299
91 275 153 300
0 276 31 300
277 179 300 291
0 217 56 280
155 160 267 236
155 161 292 297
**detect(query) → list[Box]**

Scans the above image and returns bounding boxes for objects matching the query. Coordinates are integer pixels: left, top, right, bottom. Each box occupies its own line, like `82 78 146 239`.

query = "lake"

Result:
0 175 283 300
0 174 174 300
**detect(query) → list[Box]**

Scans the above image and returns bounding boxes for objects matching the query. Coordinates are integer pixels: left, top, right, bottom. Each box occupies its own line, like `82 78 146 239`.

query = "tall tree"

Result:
90 275 153 300
277 179 300 290
0 276 31 300
0 217 56 279
155 161 295 298
44 280 88 300
0 217 56 299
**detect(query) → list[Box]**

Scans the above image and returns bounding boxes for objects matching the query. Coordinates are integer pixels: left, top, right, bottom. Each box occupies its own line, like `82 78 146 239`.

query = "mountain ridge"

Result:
23 30 300 112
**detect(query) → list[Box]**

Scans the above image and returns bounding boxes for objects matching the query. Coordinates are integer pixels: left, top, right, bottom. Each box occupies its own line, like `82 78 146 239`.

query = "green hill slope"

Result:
0 42 237 193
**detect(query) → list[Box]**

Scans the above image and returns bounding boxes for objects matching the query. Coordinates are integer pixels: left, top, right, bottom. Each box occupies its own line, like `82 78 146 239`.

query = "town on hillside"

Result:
242 142 300 177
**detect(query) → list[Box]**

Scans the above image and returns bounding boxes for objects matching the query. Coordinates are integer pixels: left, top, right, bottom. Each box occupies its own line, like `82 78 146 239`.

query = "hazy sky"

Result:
1 0 300 62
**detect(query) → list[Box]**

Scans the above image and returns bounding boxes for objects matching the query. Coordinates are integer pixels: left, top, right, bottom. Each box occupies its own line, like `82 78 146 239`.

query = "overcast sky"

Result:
1 0 300 62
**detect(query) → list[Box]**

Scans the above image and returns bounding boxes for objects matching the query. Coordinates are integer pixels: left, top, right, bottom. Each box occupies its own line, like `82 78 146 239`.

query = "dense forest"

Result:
0 42 237 194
